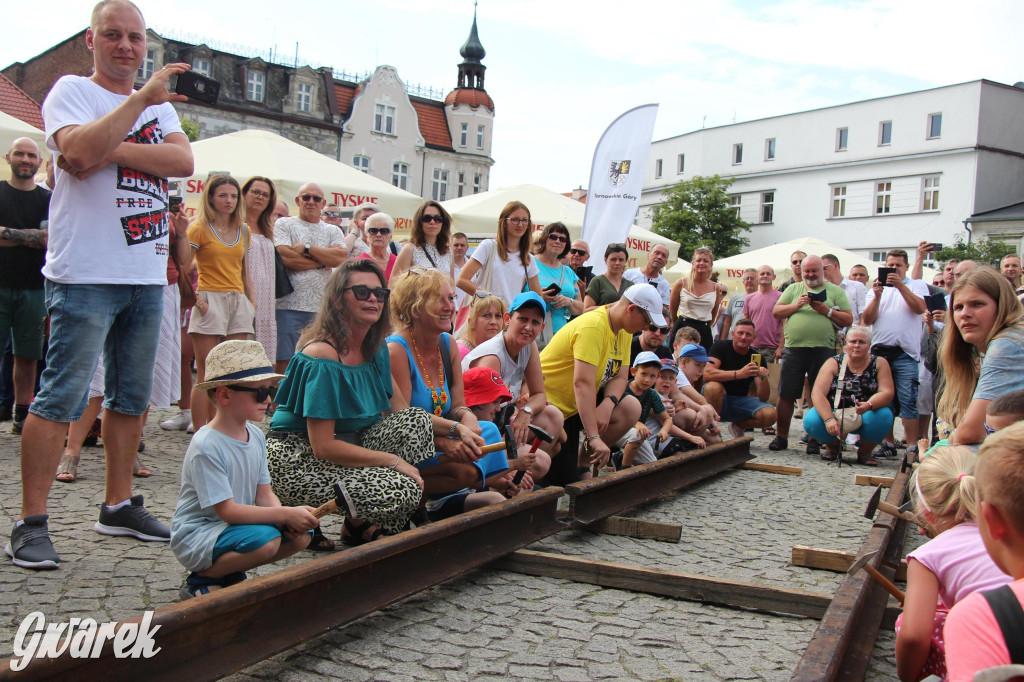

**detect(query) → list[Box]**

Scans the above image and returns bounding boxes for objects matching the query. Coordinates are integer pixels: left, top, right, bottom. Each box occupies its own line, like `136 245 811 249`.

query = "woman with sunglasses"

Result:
456 294 507 360
242 176 278 363
938 266 1024 446
355 213 397 283
670 246 725 352
457 201 542 307
583 243 633 311
266 260 476 548
532 222 583 348
392 201 454 282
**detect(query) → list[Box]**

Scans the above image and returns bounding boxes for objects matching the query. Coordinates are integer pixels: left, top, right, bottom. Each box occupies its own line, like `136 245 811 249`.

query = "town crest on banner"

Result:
609 161 631 187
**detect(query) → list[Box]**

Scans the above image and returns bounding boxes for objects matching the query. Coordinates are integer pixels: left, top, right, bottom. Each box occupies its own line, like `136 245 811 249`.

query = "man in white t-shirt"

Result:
452 231 469 310
823 253 867 327
623 244 671 317
273 182 347 372
11 0 195 570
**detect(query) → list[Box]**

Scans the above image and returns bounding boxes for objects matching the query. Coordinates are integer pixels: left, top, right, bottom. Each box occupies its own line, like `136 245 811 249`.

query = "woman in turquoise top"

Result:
266 260 485 547
532 222 582 347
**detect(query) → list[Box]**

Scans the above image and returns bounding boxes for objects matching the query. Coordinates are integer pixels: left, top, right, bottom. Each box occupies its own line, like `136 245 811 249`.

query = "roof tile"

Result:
0 74 44 130
411 98 452 149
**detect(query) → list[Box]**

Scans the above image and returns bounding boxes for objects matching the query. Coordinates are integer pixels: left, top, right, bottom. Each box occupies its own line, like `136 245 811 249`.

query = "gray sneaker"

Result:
6 515 60 570
94 495 170 542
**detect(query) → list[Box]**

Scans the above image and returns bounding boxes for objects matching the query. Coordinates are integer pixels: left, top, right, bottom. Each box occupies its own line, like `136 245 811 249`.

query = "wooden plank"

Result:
493 549 833 619
791 545 907 581
736 461 802 476
854 475 894 488
555 511 682 543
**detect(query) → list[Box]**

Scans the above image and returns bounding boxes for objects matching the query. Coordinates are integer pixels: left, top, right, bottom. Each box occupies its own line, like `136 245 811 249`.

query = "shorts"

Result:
275 309 316 362
889 352 920 420
188 290 255 337
778 346 835 400
212 524 283 561
719 394 774 424
614 427 656 465
0 286 46 360
30 282 162 421
425 490 470 522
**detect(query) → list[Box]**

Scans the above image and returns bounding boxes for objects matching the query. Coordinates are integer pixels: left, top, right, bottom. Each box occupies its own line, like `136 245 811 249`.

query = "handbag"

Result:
833 354 863 434
177 272 198 310
274 247 294 299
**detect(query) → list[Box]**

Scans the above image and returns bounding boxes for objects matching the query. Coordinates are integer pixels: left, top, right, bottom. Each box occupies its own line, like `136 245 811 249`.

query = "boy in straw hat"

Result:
171 340 319 599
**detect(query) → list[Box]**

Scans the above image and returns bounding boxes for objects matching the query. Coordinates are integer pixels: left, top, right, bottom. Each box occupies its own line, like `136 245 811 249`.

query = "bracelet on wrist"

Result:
448 422 460 439
825 417 837 424
390 456 401 469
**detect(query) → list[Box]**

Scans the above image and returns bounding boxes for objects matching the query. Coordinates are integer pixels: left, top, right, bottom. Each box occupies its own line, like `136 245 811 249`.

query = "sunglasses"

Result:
300 194 324 203
984 421 997 436
569 248 588 256
344 285 390 301
226 385 278 402
791 259 802 265
421 214 444 224
648 325 670 334
322 211 342 218
548 234 568 243
367 227 391 236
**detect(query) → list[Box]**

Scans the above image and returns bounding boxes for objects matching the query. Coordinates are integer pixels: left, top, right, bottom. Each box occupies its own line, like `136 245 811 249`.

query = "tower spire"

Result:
457 3 486 89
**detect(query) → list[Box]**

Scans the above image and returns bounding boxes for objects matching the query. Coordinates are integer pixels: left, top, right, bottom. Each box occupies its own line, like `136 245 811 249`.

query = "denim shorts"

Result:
30 282 162 422
889 352 920 419
719 395 774 424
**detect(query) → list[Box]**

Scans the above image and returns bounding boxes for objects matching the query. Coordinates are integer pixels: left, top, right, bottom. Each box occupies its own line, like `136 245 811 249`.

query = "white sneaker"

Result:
160 412 191 431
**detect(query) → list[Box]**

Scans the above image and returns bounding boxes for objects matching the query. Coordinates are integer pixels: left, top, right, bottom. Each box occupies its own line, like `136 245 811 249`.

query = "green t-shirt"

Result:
778 282 850 348
585 275 633 307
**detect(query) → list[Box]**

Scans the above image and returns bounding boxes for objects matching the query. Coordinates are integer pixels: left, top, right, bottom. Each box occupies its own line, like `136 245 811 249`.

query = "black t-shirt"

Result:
709 339 760 397
0 182 50 289
630 335 672 365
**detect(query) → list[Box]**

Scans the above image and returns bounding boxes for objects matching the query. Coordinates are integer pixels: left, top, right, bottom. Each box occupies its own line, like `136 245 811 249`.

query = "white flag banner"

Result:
581 103 659 276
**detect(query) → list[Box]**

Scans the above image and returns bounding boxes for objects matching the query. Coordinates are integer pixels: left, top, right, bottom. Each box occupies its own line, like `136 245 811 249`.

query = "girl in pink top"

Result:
896 446 1012 681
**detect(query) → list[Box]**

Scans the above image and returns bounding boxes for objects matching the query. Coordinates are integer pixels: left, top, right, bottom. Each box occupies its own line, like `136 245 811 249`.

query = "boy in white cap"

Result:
172 340 319 599
614 351 674 468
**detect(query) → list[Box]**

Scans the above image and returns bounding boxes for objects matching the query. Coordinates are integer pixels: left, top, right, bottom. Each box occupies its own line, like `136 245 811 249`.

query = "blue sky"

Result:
4 0 1023 192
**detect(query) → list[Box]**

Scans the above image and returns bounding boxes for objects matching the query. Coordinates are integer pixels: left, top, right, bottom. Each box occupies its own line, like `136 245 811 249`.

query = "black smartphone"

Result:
175 71 220 105
878 267 897 286
928 242 943 252
168 195 183 213
925 293 947 312
807 289 827 303
543 283 560 295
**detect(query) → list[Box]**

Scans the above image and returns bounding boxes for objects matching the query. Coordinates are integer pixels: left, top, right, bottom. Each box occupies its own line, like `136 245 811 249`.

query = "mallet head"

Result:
528 424 554 444
864 484 883 520
503 424 518 460
847 550 877 576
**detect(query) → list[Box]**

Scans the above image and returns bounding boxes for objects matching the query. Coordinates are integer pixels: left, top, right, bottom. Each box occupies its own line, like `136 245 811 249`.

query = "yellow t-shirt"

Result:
540 306 632 418
187 222 249 293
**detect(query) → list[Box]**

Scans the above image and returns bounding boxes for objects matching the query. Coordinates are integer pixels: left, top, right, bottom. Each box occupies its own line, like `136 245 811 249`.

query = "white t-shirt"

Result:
462 331 533 400
839 278 868 325
273 216 346 312
865 278 930 361
623 268 670 306
470 239 539 306
42 76 184 285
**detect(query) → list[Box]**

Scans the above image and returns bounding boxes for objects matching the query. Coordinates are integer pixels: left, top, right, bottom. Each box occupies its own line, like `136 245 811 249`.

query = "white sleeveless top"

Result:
677 288 718 322
461 332 531 400
412 243 451 275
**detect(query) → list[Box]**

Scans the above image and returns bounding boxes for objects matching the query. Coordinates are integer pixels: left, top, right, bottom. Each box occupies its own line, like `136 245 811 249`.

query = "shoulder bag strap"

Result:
833 354 849 412
982 585 1024 664
422 245 437 268
440 333 454 390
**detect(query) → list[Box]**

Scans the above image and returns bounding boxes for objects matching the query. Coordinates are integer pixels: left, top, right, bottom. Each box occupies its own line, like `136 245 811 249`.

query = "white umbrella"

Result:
0 111 47 183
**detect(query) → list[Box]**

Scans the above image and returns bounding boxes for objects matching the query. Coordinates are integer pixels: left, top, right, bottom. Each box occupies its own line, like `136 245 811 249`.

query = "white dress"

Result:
412 243 452 277
248 231 277 362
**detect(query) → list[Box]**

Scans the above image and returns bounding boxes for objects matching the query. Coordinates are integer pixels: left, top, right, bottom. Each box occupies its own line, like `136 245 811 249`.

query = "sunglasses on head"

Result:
300 194 324 203
421 214 444 224
226 385 278 402
343 285 390 301
366 227 391 236
569 248 588 256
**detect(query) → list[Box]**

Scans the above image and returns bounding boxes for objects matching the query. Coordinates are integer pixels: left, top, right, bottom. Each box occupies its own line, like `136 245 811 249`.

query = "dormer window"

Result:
138 49 156 80
296 83 313 112
192 58 210 77
246 70 265 102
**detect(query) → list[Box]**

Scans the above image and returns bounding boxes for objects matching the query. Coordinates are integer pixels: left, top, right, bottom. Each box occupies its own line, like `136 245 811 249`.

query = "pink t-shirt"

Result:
743 289 783 348
945 578 1024 681
907 522 1012 608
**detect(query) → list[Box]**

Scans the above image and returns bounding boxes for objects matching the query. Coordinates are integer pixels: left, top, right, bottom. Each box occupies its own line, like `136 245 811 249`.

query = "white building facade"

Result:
640 80 1024 261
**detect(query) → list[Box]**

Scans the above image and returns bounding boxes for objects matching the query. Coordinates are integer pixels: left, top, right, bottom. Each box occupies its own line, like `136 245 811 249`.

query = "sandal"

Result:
180 572 231 600
307 526 336 552
132 455 151 478
821 443 840 462
56 454 80 483
762 427 776 436
341 518 387 547
857 455 880 467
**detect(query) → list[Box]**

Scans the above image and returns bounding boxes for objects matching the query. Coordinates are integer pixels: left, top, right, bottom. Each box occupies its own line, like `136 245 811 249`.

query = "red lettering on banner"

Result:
393 217 412 232
726 268 746 278
331 193 379 207
187 179 205 194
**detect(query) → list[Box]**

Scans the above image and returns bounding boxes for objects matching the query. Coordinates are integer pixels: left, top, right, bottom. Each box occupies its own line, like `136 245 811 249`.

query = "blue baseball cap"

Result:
509 291 547 314
632 351 662 368
659 358 680 375
677 343 710 363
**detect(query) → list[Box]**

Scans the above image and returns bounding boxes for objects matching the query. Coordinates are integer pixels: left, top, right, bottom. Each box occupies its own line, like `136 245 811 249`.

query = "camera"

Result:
174 71 220 106
837 378 860 394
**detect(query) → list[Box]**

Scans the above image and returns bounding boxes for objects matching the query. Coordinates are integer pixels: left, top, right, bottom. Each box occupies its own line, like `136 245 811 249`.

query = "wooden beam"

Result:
556 511 682 543
736 461 802 476
792 545 907 581
855 475 894 488
492 549 833 619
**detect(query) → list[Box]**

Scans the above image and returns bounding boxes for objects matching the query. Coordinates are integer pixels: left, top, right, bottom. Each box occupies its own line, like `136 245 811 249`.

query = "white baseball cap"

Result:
622 285 667 327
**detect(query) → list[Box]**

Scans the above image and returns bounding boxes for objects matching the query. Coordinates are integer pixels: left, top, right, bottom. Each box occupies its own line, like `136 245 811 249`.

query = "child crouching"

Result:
172 340 319 599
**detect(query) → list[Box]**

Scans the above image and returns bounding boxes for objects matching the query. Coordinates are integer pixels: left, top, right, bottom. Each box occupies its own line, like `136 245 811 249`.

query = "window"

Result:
246 71 265 102
928 113 942 139
459 123 468 147
457 172 465 198
870 250 888 263
192 58 210 77
760 192 774 223
733 143 743 165
831 186 847 218
879 120 892 146
373 104 395 134
765 138 776 161
392 162 409 190
729 195 741 219
875 181 892 214
655 159 663 179
477 125 485 149
352 155 370 174
138 49 156 80
677 154 685 174
473 173 481 194
923 176 940 211
836 127 848 151
296 83 313 112
432 169 449 201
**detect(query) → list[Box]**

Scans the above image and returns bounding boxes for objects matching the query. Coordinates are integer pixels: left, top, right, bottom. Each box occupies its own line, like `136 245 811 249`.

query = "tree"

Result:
649 174 751 260
933 233 1014 267
180 117 201 142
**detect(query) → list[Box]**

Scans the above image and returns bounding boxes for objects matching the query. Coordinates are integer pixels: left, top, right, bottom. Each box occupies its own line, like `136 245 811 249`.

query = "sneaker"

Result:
6 515 60 570
806 439 820 456
159 412 191 431
11 418 24 435
767 436 788 451
873 441 899 459
94 495 170 542
798 433 809 445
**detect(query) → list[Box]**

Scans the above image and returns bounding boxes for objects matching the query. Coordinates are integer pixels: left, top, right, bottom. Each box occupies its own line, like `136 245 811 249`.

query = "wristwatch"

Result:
521 406 534 416
606 395 619 406
448 422 460 439
304 243 311 255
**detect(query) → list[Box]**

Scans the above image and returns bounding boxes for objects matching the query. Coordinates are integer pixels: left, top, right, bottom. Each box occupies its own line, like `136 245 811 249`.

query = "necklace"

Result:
410 334 448 415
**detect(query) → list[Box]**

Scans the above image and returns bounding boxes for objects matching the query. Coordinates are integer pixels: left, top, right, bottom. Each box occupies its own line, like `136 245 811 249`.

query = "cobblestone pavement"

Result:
0 408 916 679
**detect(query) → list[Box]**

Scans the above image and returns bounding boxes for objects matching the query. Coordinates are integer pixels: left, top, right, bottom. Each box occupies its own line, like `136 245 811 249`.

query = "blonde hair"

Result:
456 294 507 347
977 421 1024 536
390 268 453 329
673 326 701 347
687 246 714 291
910 445 979 525
937 266 1024 427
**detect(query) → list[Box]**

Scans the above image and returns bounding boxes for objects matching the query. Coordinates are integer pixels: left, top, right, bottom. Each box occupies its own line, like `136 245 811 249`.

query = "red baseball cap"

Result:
463 366 513 407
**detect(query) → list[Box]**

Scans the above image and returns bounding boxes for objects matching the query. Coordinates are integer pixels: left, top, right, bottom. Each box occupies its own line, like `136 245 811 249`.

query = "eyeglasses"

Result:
343 285 390 301
648 325 670 334
367 227 391 236
548 234 568 243
506 217 530 226
226 385 278 402
984 421 997 435
248 189 270 199
421 214 444 224
322 211 342 218
300 194 324 203
791 260 802 265
569 248 588 256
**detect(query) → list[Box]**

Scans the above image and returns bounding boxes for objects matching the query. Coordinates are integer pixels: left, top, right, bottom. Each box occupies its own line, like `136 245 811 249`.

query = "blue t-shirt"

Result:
387 333 453 416
975 329 1024 402
535 260 580 334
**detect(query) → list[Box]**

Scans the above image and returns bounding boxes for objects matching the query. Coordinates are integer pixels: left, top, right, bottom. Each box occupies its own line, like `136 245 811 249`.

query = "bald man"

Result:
273 182 347 371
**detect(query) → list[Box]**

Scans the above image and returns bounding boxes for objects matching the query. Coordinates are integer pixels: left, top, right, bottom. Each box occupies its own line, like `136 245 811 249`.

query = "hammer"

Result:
312 481 356 519
848 550 905 604
439 424 518 462
864 484 930 532
512 423 553 485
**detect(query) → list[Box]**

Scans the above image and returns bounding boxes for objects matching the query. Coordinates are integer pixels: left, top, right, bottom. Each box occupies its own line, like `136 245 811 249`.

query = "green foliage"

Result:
649 174 751 260
180 118 201 143
933 233 1015 267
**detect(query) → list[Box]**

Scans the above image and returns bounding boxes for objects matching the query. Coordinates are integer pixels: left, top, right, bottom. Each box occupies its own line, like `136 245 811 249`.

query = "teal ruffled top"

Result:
270 345 393 435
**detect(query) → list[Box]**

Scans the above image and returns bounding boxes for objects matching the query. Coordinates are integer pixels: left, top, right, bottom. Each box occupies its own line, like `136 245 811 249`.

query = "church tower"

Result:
444 5 494 195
